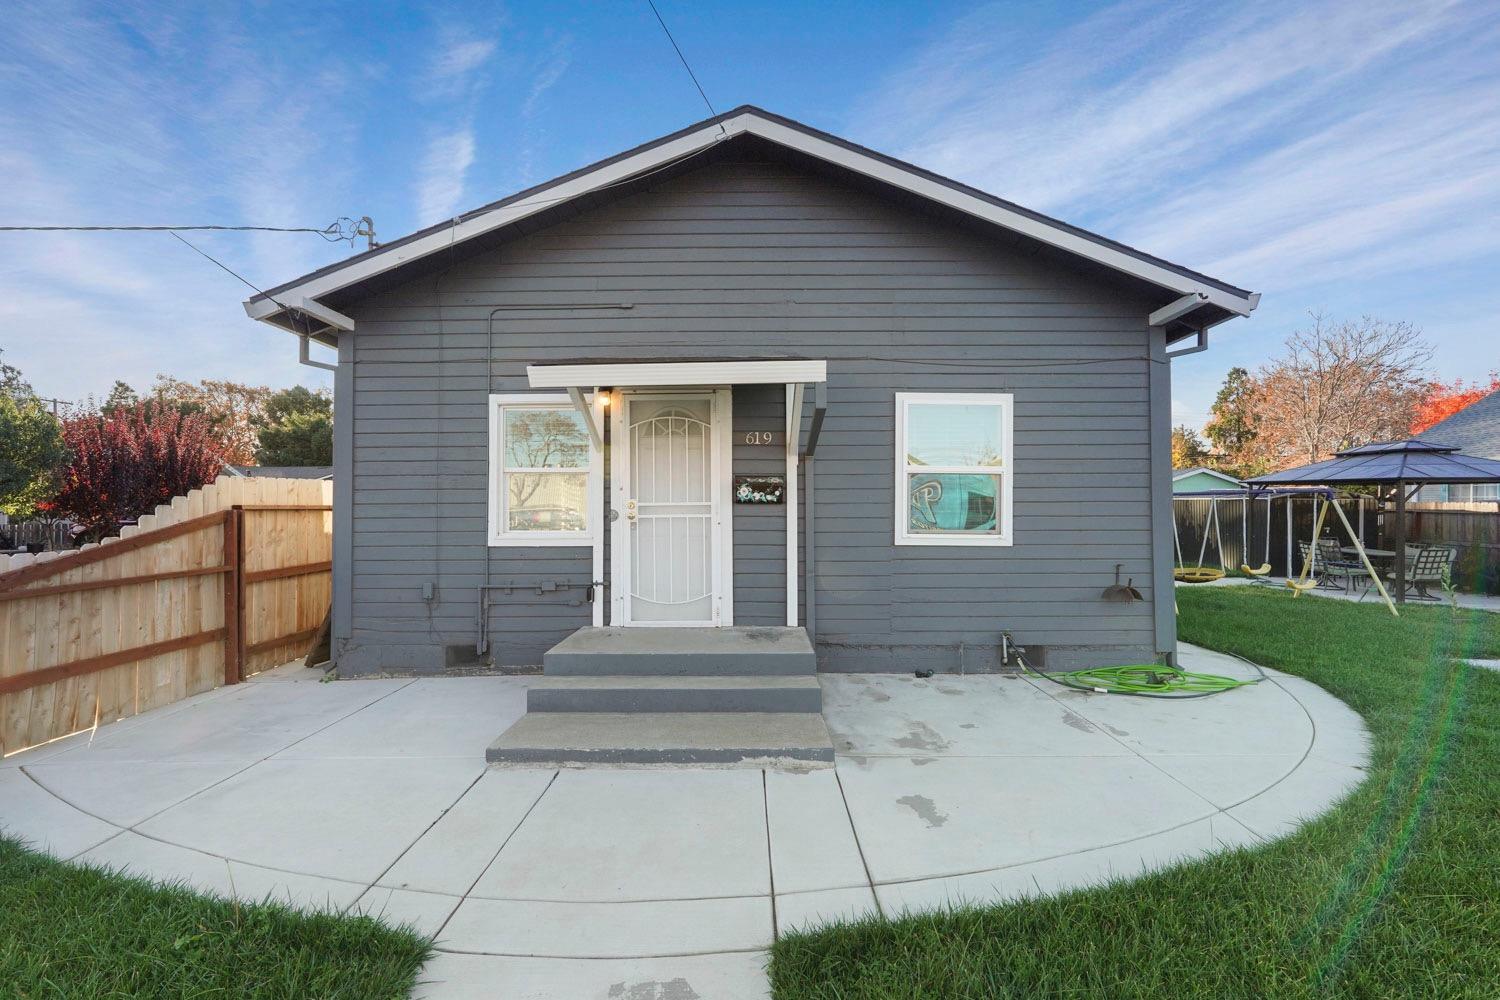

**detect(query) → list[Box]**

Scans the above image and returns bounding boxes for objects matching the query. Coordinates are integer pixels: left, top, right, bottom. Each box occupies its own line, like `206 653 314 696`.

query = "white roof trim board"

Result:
527 359 828 388
246 107 1258 331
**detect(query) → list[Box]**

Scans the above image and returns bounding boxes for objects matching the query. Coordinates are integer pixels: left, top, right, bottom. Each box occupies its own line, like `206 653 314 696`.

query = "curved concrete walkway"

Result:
0 643 1369 1000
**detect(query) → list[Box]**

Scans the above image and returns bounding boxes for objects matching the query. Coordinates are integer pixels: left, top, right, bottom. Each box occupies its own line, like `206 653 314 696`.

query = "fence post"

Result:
223 507 246 685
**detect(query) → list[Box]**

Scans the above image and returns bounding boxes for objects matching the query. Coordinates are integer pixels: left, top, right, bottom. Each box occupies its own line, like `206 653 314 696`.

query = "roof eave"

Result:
244 106 1259 331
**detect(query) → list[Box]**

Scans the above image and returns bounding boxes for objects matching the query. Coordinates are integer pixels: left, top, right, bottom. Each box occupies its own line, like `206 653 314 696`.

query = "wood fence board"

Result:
0 475 333 755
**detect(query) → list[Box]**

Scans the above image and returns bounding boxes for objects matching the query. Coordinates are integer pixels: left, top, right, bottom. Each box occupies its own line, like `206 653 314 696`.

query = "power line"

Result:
167 231 269 297
2 223 322 234
645 0 723 129
167 232 313 337
0 217 377 247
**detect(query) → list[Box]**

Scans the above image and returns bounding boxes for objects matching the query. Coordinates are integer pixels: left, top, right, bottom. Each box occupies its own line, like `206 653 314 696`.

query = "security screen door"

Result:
616 391 726 625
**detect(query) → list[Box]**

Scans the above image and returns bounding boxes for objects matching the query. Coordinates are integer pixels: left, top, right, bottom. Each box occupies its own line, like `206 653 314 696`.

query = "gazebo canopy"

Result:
1245 438 1500 608
1247 439 1500 486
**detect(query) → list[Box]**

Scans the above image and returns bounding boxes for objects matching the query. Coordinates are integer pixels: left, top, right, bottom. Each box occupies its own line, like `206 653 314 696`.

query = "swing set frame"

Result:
1171 486 1398 616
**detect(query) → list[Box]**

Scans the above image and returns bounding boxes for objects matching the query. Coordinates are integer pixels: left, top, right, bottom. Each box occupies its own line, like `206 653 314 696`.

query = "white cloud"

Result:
855 0 1500 432
0 2 350 403
432 38 497 82
415 127 478 225
522 37 573 119
851 0 1498 295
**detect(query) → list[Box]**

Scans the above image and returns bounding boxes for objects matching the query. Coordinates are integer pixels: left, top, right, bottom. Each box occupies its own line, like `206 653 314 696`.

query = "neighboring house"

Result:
243 107 1257 676
1173 467 1243 493
229 465 334 480
1415 387 1500 503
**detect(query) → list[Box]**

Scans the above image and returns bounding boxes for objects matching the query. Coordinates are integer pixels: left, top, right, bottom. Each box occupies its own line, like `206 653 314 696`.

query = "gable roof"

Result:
1172 467 1243 486
245 106 1258 342
1416 387 1500 460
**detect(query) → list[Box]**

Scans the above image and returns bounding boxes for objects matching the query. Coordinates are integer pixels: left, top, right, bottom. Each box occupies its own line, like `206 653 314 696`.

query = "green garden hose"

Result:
1024 661 1264 698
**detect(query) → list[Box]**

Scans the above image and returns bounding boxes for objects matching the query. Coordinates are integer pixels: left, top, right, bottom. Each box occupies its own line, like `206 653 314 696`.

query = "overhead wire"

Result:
645 0 725 135
166 232 320 342
0 219 368 242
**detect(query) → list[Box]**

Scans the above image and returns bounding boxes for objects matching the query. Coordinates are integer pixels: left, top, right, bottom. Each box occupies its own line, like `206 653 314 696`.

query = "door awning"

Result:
526 359 826 388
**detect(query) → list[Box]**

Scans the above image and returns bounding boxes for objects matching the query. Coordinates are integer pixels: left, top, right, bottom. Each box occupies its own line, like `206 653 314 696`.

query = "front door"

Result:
612 390 731 626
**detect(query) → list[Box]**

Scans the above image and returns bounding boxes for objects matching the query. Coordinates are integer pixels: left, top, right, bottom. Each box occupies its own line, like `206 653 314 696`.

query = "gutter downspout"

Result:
1147 324 1175 663
299 334 338 372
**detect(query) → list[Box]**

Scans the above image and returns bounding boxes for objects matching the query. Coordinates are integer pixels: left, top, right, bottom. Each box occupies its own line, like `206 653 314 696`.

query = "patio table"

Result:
1343 547 1394 559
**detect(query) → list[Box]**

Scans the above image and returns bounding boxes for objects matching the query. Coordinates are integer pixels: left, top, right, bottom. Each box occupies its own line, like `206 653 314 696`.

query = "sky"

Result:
1 0 1496 427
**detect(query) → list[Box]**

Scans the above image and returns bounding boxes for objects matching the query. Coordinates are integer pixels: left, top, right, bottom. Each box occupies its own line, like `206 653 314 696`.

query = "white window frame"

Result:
894 392 1014 547
488 392 601 547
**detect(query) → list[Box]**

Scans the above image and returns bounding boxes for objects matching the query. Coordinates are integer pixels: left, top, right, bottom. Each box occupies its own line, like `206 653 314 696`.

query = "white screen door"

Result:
614 391 729 625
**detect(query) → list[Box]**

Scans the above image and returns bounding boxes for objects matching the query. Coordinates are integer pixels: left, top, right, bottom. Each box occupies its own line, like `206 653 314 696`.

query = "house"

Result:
244 107 1258 692
229 465 334 480
1172 467 1243 493
1415 387 1500 503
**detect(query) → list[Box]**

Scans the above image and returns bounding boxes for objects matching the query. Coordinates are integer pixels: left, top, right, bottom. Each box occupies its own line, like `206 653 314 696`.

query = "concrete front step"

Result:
485 712 835 767
527 675 822 714
543 626 816 677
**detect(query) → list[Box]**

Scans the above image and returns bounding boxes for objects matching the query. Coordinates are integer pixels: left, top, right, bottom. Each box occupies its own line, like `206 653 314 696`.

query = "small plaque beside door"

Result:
734 475 785 504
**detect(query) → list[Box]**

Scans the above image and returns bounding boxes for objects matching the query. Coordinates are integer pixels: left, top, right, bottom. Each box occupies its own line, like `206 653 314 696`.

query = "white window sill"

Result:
895 535 1013 547
489 534 597 547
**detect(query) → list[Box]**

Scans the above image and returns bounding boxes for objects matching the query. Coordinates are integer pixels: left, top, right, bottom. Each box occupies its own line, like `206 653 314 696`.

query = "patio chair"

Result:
1315 537 1370 594
1380 544 1458 601
1291 542 1325 592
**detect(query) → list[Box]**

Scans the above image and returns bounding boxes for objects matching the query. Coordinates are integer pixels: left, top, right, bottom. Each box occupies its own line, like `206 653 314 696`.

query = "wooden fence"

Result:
0 519 72 552
1401 508 1500 594
0 476 332 756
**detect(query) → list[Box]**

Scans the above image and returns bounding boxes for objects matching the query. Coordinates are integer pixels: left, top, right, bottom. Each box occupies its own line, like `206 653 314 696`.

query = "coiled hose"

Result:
1021 655 1265 699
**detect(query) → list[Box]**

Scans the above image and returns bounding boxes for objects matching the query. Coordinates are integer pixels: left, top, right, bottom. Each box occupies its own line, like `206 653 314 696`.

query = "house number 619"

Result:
744 431 778 445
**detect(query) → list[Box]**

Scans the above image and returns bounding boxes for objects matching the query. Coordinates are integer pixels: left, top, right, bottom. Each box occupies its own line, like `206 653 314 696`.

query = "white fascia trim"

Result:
244 120 739 324
743 118 1256 318
528 359 827 388
244 110 1255 324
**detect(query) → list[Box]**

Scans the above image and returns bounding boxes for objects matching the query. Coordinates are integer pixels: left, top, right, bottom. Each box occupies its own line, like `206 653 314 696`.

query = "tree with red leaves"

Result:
1411 373 1500 435
51 402 226 541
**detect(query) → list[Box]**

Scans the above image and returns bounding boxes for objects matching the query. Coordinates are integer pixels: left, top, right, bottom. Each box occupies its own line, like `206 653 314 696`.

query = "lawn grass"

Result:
770 587 1500 998
0 834 432 999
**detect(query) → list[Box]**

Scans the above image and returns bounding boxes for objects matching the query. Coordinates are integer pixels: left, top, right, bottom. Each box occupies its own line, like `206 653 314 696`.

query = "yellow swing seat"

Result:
1241 563 1271 577
1174 567 1225 584
1285 578 1320 593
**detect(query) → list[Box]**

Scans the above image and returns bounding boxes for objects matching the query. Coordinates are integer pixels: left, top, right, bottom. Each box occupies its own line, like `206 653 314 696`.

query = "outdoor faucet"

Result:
1001 632 1025 667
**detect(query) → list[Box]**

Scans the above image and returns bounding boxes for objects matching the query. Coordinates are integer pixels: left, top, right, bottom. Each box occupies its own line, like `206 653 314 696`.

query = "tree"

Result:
253 386 333 466
1 347 33 399
101 380 140 416
1204 367 1259 472
50 402 225 540
1411 372 1500 435
1240 314 1433 470
150 376 272 465
0 394 66 519
1171 425 1210 469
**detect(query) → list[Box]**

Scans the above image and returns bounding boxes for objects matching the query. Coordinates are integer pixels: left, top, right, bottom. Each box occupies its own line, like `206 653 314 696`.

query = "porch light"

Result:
599 389 612 407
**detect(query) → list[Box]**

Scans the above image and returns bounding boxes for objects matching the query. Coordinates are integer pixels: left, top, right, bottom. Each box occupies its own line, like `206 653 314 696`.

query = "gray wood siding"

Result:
732 384 788 627
336 158 1163 672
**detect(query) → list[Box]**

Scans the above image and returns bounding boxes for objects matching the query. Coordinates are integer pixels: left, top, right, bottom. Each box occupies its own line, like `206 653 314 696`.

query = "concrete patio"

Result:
0 644 1369 1000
